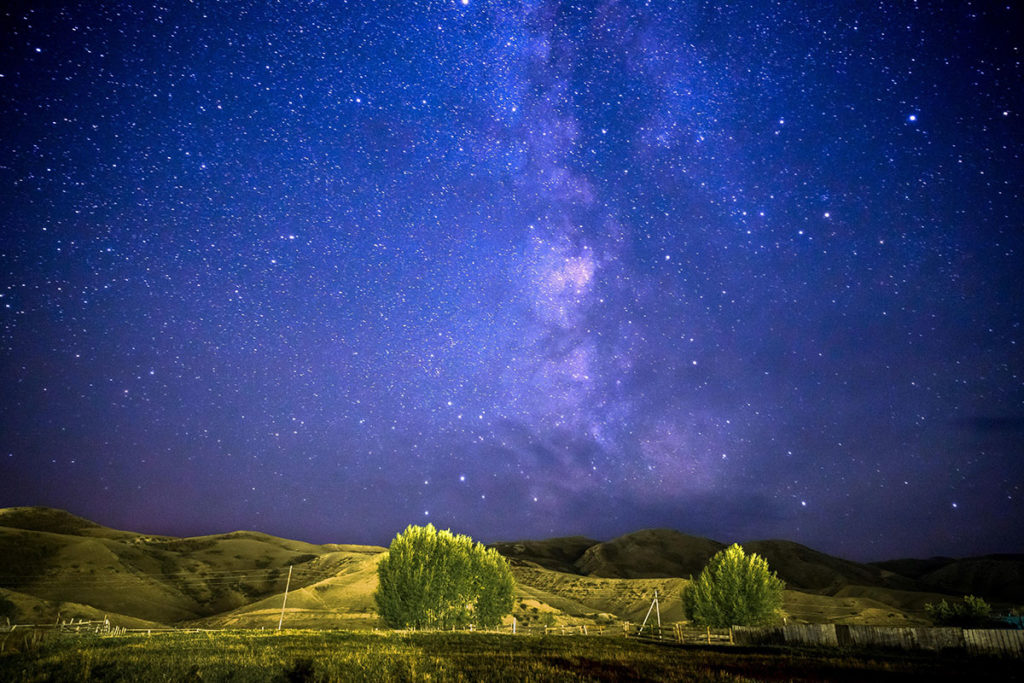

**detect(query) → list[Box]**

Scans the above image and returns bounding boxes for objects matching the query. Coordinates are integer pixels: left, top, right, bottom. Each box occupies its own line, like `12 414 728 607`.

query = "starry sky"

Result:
1 1 1021 562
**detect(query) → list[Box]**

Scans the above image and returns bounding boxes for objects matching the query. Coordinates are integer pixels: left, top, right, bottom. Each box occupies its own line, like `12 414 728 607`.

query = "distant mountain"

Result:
741 539 917 592
492 530 725 579
490 529 1019 606
872 555 1024 603
574 529 724 579
1 506 1017 632
870 557 956 580
0 506 105 536
490 536 599 574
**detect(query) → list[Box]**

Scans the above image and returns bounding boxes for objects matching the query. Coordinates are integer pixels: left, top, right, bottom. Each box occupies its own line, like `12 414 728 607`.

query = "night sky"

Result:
2 1 1022 562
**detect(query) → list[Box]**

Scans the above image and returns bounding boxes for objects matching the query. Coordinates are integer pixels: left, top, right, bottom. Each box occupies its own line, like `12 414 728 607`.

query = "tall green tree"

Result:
374 524 515 629
683 543 784 627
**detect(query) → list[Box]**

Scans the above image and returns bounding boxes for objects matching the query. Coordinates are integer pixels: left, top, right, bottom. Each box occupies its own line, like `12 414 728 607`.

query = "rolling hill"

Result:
0 507 384 627
491 529 922 594
872 554 1024 603
1 506 1017 631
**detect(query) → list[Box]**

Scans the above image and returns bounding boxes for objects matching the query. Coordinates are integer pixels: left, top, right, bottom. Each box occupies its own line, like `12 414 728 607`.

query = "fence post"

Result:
706 626 711 644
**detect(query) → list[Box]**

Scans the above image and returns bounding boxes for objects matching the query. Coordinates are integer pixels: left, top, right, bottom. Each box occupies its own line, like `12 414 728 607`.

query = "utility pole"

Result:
277 565 293 631
639 590 661 634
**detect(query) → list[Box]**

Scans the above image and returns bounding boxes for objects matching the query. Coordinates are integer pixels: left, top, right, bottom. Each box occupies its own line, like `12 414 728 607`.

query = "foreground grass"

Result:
0 630 1018 682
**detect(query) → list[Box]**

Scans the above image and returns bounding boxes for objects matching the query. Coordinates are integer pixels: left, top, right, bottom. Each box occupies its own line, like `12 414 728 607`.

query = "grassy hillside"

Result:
0 587 166 630
2 506 1008 630
574 529 724 579
0 507 107 537
511 565 687 624
193 550 384 630
0 507 383 627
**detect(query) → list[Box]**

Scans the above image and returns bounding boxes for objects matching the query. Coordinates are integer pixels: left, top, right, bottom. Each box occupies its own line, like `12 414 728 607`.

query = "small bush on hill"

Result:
925 595 993 627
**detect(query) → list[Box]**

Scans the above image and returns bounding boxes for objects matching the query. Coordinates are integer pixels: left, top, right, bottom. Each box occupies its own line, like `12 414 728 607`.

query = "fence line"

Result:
8 618 1019 657
733 624 1023 656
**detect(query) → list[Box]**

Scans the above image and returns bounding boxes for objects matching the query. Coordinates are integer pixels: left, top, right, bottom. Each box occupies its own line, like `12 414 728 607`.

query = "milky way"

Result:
1 1 1021 561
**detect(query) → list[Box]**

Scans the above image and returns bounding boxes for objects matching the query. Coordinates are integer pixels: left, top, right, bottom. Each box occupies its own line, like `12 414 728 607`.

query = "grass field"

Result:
1 630 1019 682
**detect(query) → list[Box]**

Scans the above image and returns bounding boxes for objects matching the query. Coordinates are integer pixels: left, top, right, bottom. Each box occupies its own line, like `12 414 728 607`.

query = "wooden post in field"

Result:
277 565 293 631
512 617 516 634
706 625 711 644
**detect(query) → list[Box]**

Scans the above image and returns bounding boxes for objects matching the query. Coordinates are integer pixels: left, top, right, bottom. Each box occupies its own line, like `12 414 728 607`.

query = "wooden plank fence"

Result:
964 628 1024 656
733 624 1024 657
7 617 1020 657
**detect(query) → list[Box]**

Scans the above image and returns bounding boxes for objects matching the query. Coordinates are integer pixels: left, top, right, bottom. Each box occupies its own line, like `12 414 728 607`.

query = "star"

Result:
0 0 1017 564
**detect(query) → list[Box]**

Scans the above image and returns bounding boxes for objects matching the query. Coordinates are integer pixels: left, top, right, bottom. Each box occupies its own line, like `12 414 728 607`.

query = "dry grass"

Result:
1 629 1018 682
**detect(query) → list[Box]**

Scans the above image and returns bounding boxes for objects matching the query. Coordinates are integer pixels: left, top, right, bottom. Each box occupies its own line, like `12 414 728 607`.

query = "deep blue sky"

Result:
1 1 1021 562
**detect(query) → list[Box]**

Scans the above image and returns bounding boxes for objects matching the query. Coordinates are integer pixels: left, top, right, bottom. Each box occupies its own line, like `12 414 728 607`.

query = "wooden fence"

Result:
733 623 1024 656
8 618 1019 657
502 622 734 645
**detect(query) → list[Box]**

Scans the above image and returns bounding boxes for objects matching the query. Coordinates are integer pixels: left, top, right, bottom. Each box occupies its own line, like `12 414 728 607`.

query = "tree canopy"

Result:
374 524 515 629
682 543 784 627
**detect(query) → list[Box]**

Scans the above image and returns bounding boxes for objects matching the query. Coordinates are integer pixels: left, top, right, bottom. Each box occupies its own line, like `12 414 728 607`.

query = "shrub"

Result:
925 595 993 627
374 524 514 629
0 594 16 621
683 543 784 627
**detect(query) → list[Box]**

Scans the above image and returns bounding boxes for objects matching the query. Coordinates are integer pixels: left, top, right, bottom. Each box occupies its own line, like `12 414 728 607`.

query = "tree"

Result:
682 543 784 627
925 595 993 627
374 524 515 629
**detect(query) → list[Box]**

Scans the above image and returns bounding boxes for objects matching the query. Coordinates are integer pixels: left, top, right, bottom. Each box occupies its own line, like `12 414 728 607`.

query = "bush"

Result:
683 543 784 627
374 524 515 629
925 595 993 627
0 594 16 621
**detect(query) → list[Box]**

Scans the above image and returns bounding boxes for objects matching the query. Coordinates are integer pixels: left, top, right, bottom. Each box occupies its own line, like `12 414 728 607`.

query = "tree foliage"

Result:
682 543 784 627
925 595 993 627
374 524 515 629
